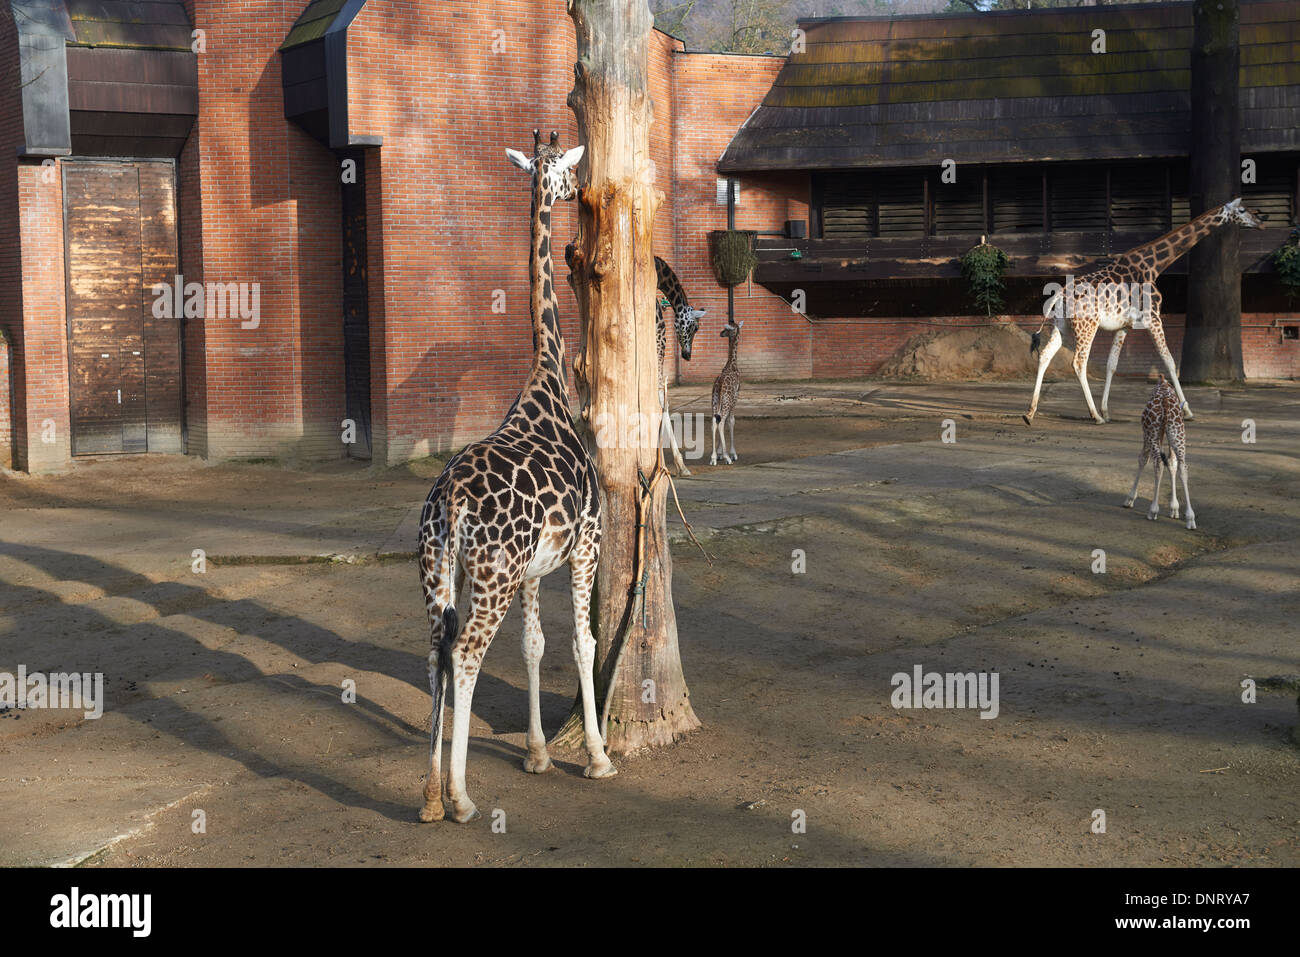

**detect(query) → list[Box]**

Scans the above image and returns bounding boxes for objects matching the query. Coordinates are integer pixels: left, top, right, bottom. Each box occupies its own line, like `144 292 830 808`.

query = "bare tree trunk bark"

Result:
1183 0 1244 382
551 0 700 755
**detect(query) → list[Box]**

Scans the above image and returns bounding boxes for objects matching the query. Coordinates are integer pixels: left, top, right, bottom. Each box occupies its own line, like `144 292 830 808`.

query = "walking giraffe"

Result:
1024 198 1262 427
710 318 742 465
1124 374 1196 530
655 256 706 476
417 131 614 825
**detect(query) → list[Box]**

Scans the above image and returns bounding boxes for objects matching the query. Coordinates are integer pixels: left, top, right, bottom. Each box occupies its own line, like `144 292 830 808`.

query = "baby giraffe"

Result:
1124 374 1196 530
710 318 742 465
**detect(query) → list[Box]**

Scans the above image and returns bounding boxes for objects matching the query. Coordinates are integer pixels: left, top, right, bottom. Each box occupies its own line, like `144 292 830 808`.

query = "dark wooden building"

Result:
719 0 1300 318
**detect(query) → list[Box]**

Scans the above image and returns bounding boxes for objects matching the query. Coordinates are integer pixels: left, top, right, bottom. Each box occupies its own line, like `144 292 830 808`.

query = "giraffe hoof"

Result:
1123 498 1135 509
678 467 692 477
418 800 445 823
583 757 617 780
1147 509 1159 521
1021 414 1033 427
1186 517 1197 531
524 753 553 774
449 801 480 824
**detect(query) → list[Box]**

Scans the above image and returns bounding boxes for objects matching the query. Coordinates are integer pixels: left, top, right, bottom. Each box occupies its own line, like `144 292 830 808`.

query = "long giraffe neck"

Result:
655 256 690 315
1132 204 1229 277
524 175 566 397
726 333 739 365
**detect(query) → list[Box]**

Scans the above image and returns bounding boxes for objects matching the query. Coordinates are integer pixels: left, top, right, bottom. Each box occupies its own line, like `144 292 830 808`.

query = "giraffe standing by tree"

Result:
1024 198 1262 427
1124 374 1196 530
416 131 614 826
710 318 742 465
655 256 706 476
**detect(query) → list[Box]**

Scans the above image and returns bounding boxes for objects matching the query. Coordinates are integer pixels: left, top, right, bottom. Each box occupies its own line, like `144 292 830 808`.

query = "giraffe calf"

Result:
1124 374 1195 530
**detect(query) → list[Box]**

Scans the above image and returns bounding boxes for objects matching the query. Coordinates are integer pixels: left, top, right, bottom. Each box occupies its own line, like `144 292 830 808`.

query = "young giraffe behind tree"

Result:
710 318 742 466
416 131 614 826
1024 198 1262 427
1125 374 1196 530
655 256 706 476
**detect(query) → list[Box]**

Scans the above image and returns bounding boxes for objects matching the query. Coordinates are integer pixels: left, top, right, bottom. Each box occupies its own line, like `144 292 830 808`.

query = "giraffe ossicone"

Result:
416 130 613 826
1023 197 1263 428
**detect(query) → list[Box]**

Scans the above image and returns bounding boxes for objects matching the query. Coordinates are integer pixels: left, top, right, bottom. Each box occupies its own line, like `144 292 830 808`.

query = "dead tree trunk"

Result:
1183 0 1244 382
551 0 700 754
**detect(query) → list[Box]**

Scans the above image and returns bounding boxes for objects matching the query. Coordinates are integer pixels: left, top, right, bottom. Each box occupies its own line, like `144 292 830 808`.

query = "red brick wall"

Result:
0 332 11 469
666 54 801 387
181 0 343 462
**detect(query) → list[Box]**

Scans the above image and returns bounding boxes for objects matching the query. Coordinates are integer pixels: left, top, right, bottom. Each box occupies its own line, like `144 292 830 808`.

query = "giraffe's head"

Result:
506 129 584 203
674 305 707 360
1219 197 1265 228
719 318 743 341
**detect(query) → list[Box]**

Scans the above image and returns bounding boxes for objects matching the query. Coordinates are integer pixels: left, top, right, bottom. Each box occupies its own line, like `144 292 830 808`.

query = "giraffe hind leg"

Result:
1124 448 1149 509
519 577 552 774
445 579 516 823
1024 324 1063 425
1101 328 1127 423
569 522 615 779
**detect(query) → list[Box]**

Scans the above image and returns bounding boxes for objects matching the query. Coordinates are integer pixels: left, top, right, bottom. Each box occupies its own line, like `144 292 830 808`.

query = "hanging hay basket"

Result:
709 229 757 287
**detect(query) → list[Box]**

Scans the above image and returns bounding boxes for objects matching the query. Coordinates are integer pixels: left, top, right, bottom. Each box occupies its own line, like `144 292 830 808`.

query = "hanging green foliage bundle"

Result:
709 229 757 287
1272 227 1300 302
960 242 1010 316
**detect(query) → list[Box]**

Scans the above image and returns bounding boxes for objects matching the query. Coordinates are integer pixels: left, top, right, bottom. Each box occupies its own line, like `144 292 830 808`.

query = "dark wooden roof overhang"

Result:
13 0 198 158
280 0 381 150
718 0 1300 174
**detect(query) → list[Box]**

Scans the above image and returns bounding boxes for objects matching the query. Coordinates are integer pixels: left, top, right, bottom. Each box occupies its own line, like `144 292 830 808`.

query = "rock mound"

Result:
878 321 1075 381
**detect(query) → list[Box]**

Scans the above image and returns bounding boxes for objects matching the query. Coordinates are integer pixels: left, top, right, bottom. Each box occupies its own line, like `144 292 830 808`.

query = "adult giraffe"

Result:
417 131 614 825
1023 198 1262 426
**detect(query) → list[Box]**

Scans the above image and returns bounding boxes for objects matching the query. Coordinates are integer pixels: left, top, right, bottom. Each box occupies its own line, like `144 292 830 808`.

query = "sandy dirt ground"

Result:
1 378 1297 867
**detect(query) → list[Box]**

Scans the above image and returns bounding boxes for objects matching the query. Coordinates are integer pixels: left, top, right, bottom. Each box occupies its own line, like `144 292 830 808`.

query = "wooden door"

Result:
64 161 182 455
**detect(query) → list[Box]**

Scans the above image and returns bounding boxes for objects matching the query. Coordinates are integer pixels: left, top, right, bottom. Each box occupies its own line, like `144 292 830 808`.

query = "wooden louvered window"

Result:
1049 165 1108 232
1170 163 1191 225
932 168 985 236
1243 158 1296 225
1109 163 1170 233
991 168 1043 233
819 173 874 239
817 171 926 239
876 171 925 237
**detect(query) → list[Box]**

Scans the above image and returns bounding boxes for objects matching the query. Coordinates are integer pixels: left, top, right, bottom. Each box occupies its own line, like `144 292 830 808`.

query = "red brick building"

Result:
0 0 1296 473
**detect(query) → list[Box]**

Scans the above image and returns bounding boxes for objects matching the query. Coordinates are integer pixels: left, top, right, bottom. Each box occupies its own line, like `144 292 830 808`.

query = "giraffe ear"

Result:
505 149 532 172
555 145 585 173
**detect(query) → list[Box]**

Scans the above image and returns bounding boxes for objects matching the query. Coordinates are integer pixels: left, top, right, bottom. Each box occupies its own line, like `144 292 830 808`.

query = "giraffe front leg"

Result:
1023 324 1062 425
1149 320 1193 419
1073 332 1105 425
569 533 615 780
1101 329 1127 423
519 578 551 774
709 415 719 466
662 394 690 476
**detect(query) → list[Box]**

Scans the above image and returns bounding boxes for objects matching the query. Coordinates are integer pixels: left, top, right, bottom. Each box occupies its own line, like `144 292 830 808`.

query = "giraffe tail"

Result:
428 496 461 720
1030 331 1041 355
